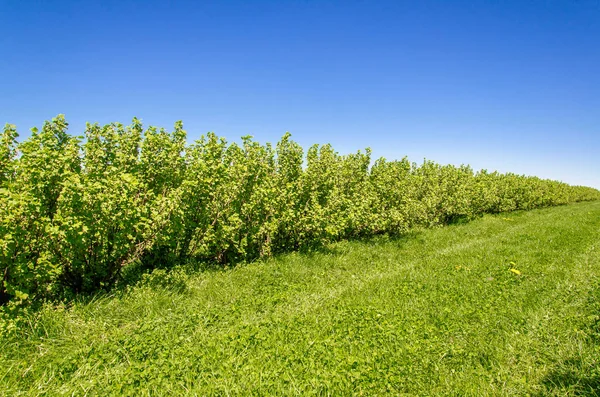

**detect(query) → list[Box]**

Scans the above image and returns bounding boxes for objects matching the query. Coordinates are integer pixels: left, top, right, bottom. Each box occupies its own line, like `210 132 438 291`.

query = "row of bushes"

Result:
1 115 599 305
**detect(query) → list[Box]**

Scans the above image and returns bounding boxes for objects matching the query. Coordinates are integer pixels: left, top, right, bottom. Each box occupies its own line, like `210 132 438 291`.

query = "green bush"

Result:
1 115 599 306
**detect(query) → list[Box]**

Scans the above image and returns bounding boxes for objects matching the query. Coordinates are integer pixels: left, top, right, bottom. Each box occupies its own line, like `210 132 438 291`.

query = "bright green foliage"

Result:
1 116 599 306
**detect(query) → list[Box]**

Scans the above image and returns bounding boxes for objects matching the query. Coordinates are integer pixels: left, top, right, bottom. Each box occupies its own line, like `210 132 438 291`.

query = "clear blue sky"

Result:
1 0 599 187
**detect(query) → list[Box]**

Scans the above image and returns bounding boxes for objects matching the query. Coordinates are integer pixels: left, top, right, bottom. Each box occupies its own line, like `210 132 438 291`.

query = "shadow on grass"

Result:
3 228 428 316
538 358 600 396
0 223 441 330
538 283 600 396
297 228 424 258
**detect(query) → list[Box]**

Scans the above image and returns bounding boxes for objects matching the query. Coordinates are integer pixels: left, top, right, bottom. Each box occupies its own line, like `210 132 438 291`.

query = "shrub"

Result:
1 115 599 306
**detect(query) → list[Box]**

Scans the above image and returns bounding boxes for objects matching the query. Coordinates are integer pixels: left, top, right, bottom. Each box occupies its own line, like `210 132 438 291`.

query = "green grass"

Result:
2 202 600 396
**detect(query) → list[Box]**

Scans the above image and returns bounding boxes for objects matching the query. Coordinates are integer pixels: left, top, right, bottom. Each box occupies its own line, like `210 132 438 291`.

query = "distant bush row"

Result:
1 115 599 305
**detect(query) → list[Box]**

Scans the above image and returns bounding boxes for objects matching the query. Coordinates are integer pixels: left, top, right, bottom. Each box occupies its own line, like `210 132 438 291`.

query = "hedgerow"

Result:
1 115 599 307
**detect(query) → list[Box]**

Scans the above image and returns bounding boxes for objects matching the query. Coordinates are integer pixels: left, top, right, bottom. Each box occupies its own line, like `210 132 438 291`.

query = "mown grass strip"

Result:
2 201 600 395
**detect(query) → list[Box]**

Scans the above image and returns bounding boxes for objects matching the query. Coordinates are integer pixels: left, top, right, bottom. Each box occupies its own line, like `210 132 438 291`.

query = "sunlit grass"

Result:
2 201 600 395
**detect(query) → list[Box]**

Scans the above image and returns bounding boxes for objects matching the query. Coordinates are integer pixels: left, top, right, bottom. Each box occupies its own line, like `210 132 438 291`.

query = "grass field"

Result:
2 201 600 396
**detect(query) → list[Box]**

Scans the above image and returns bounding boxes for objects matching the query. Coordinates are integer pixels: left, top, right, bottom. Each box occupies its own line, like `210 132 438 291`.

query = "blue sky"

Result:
1 0 599 187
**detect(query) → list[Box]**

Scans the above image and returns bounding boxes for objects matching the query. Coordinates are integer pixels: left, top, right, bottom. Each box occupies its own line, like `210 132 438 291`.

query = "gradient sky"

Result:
1 0 599 187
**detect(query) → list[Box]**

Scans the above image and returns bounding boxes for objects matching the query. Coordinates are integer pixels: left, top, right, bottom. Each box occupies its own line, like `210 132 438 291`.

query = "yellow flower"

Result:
510 268 522 275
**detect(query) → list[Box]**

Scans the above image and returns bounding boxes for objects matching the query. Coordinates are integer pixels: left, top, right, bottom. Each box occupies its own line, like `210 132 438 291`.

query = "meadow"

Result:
2 201 600 395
